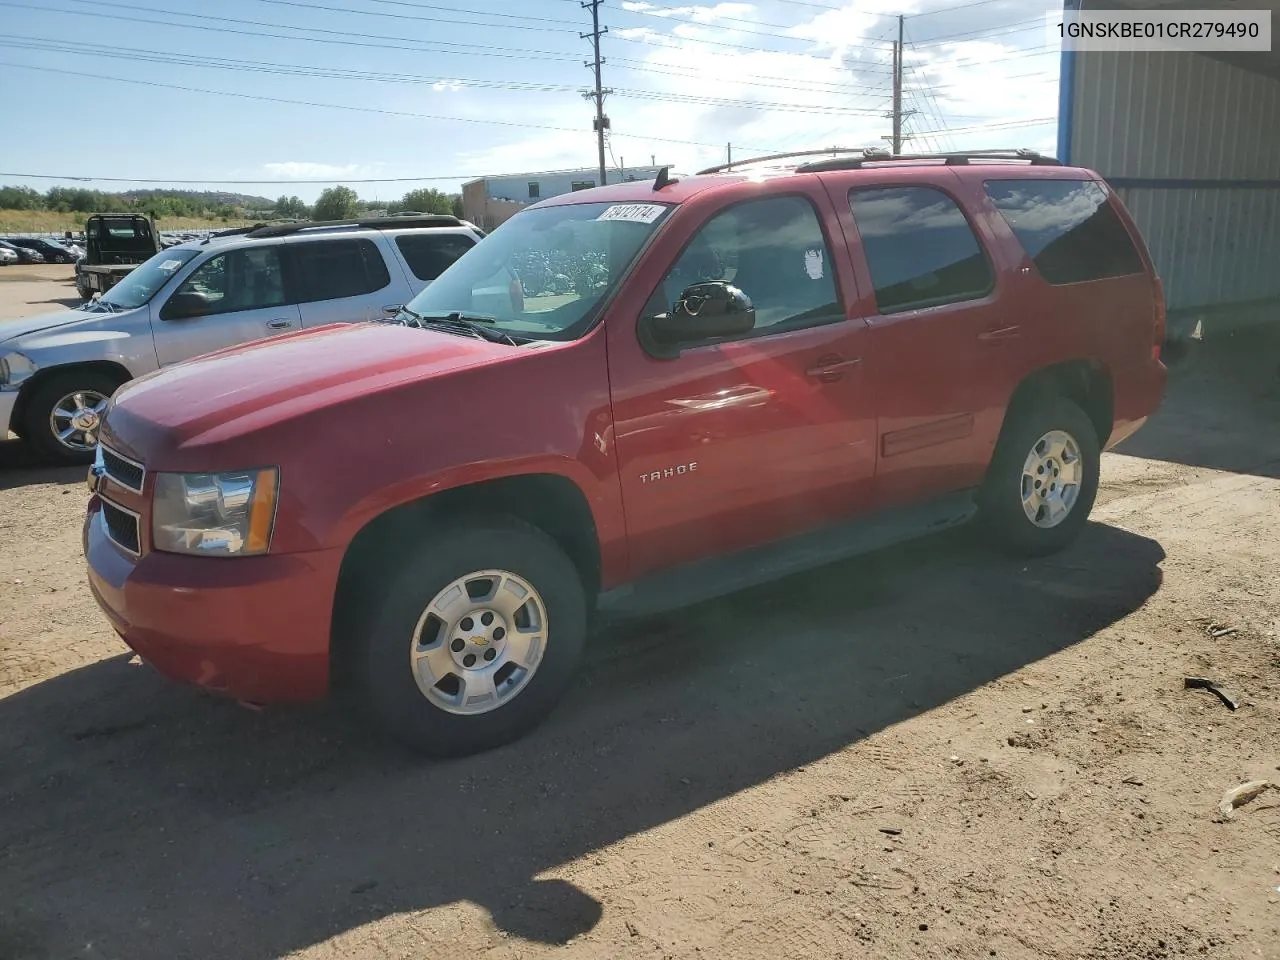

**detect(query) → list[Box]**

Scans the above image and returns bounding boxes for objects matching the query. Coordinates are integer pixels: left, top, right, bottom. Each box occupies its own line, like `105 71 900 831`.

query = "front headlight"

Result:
0 352 37 389
152 468 279 557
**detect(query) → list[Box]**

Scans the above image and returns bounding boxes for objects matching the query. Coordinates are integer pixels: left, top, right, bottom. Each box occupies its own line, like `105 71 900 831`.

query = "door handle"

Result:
267 318 294 330
978 324 1021 341
805 355 863 382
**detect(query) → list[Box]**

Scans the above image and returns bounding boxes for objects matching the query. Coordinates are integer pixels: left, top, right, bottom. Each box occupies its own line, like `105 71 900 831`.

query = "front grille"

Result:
101 499 141 556
101 446 145 493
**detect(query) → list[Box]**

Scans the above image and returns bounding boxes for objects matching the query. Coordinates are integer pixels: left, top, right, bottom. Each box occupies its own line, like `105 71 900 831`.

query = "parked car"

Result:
0 239 45 264
0 215 483 463
81 149 1167 757
1 237 80 264
0 245 17 266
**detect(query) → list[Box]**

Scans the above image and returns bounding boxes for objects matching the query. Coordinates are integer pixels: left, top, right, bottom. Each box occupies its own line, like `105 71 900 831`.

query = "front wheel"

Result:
350 516 587 757
22 370 122 466
978 396 1101 557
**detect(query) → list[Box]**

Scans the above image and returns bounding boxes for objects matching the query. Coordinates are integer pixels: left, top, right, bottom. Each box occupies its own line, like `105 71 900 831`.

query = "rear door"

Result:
285 236 410 327
152 245 301 365
821 174 1022 508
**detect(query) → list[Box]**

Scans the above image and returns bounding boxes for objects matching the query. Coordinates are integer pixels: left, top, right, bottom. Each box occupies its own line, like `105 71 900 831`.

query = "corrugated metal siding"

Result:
1114 186 1280 308
1069 50 1280 310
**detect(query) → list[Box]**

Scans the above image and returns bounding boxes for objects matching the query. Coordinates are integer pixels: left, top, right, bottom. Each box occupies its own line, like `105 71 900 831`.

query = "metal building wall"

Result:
1061 47 1280 316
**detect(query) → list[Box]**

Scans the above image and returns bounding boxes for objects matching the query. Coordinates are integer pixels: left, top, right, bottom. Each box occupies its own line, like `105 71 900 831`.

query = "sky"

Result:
0 0 1063 203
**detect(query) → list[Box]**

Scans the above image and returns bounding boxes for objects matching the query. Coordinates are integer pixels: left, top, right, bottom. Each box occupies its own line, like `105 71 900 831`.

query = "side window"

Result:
394 233 476 282
849 186 994 313
984 179 1145 285
654 195 840 334
170 247 286 316
289 238 390 303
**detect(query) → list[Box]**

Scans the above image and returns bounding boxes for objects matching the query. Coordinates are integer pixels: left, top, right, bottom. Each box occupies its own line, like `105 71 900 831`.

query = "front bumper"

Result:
84 497 344 703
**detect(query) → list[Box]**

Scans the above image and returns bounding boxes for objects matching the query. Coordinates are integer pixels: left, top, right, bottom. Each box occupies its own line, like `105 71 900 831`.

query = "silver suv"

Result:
0 216 483 463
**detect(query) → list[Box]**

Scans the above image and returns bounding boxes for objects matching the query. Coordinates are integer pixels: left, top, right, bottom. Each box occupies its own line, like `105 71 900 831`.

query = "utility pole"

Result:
884 14 915 155
581 0 611 186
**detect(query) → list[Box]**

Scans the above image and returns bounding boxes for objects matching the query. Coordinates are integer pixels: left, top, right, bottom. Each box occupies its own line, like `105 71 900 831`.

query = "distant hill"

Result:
120 189 274 208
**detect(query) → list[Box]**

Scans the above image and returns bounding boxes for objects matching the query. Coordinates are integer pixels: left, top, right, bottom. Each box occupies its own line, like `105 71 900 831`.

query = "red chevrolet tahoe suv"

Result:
83 149 1167 757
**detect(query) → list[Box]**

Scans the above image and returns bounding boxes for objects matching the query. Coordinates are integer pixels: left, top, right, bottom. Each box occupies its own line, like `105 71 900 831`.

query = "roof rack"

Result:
794 148 1061 173
242 214 464 239
697 147 867 176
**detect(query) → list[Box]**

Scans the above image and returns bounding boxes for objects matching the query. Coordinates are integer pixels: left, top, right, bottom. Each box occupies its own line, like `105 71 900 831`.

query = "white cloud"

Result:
259 161 388 179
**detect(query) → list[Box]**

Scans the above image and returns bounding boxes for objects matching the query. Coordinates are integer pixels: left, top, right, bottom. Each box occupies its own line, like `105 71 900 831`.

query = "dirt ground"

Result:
1 271 1278 960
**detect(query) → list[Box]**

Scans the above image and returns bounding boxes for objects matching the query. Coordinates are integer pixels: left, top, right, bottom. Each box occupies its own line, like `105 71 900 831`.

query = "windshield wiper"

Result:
417 311 522 346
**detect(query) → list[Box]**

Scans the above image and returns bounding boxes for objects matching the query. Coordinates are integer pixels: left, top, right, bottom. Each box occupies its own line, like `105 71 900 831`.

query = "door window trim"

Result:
639 190 849 355
846 182 997 316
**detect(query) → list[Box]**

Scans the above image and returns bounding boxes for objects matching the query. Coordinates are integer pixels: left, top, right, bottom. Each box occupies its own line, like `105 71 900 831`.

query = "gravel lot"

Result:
2 271 1278 960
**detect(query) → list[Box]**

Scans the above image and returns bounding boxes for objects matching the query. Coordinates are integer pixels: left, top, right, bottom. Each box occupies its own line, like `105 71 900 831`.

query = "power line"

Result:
0 36 898 116
0 171 483 184
0 61 782 151
0 0 575 61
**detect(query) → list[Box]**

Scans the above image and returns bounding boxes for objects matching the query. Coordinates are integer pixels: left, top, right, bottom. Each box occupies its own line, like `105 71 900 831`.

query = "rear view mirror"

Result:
640 281 756 358
162 291 211 321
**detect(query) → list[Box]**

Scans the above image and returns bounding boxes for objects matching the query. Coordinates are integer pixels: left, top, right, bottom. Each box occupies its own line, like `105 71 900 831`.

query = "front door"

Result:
153 246 300 366
606 190 877 578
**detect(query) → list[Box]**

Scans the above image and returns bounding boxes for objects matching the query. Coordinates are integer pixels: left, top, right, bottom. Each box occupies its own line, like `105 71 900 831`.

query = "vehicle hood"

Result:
103 322 521 465
0 306 118 345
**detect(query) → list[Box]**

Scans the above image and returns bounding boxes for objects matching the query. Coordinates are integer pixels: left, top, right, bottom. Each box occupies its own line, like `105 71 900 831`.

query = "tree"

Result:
312 186 359 221
273 195 309 219
0 186 42 210
393 188 453 216
451 194 464 219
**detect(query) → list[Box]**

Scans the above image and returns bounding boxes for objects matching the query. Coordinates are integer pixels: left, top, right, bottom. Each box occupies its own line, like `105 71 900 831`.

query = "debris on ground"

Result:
1218 780 1275 820
1183 676 1243 711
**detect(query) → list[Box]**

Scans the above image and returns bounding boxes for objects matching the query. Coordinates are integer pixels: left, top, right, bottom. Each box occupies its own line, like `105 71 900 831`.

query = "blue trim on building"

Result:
1056 0 1081 165
1106 178 1280 190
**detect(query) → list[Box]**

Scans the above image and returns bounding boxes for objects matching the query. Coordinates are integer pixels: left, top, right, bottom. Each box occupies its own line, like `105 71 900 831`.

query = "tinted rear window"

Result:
395 233 476 282
289 238 391 302
849 186 994 313
983 179 1145 285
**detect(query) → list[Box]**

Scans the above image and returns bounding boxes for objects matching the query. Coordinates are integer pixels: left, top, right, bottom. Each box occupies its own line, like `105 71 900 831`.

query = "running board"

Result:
597 490 978 619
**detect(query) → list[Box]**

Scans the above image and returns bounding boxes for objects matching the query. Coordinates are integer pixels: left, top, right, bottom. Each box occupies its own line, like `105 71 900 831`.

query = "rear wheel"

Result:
349 516 587 757
978 395 1100 557
22 370 122 466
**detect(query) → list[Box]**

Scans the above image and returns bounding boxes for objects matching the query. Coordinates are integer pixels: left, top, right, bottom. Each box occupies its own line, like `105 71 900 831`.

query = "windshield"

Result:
403 201 671 341
100 248 200 310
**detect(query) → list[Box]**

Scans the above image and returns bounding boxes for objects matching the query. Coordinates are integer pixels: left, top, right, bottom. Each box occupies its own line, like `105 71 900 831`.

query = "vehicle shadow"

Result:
1118 321 1280 479
0 521 1164 960
0 440 83 491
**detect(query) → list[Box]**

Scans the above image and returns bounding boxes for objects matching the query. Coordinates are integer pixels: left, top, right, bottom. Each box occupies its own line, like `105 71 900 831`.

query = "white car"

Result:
0 215 484 463
0 245 18 266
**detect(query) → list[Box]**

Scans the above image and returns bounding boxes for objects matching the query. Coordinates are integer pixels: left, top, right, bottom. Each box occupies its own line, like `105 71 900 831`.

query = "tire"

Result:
75 275 91 300
350 515 587 757
22 370 123 466
978 395 1100 557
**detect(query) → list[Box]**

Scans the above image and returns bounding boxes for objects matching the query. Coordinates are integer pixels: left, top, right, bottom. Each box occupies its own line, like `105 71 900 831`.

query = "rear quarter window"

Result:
394 233 477 282
983 179 1145 285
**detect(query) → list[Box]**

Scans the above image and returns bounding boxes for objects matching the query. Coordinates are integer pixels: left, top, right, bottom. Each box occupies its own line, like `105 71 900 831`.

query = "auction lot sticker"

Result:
596 204 667 224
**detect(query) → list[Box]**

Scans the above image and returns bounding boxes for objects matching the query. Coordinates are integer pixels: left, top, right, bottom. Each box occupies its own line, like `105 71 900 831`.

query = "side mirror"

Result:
640 281 755 358
162 291 211 321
